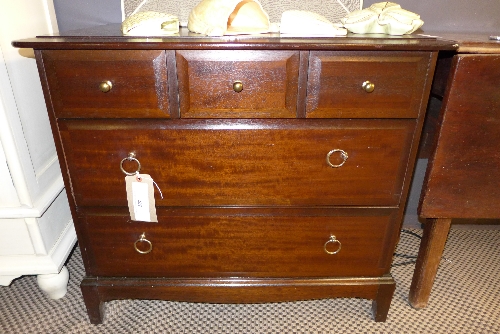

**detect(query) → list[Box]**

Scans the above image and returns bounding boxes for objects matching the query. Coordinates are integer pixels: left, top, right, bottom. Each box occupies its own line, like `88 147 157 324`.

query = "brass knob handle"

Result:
324 235 342 255
99 80 113 93
120 152 141 176
134 233 152 254
362 81 375 93
233 81 243 93
326 149 348 168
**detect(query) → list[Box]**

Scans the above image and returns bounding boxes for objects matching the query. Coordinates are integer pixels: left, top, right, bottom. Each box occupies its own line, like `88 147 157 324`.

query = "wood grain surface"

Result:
177 50 300 118
59 119 415 207
420 54 500 218
82 209 397 277
41 50 171 118
306 51 433 118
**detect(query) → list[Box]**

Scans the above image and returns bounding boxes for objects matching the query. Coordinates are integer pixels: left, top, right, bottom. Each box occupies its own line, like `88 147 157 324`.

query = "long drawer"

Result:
59 119 415 207
82 208 397 277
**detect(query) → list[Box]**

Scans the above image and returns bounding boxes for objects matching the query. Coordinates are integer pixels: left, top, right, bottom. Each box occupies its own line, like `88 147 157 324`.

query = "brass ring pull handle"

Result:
99 80 113 93
134 233 153 254
120 152 141 176
362 81 375 93
326 149 348 168
233 81 243 93
324 235 342 255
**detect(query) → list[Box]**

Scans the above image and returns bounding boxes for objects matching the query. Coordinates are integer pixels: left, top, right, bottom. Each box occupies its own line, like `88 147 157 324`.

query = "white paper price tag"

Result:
125 174 158 222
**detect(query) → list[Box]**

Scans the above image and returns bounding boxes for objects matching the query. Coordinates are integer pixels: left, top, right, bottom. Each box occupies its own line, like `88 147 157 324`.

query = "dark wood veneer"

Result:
42 50 172 118
306 51 432 118
176 50 300 118
83 210 396 277
59 119 414 207
12 25 458 51
81 276 396 323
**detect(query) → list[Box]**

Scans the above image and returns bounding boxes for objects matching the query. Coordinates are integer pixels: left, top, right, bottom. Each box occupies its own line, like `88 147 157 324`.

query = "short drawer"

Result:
82 208 397 277
41 50 172 118
306 51 433 118
176 50 300 118
60 119 415 207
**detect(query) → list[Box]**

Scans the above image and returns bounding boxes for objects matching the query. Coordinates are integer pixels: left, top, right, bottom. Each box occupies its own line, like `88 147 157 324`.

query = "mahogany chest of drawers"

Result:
13 26 455 324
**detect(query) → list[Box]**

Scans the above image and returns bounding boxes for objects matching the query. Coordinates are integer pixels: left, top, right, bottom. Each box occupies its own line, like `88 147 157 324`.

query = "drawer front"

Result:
82 209 396 277
176 50 300 118
41 50 172 118
60 119 414 207
306 51 432 118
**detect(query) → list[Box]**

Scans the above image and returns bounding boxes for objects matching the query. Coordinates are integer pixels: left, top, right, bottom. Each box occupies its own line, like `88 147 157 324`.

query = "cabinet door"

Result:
59 119 415 207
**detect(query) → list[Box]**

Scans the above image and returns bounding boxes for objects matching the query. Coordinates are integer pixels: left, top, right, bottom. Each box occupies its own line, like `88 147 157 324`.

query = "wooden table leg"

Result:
409 218 452 309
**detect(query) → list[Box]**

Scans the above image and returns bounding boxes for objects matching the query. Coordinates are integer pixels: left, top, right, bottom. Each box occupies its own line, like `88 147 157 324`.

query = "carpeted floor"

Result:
1 228 499 333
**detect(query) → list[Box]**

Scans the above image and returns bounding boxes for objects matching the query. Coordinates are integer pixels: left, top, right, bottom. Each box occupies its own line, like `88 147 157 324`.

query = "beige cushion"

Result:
341 2 423 35
188 0 270 36
122 11 179 36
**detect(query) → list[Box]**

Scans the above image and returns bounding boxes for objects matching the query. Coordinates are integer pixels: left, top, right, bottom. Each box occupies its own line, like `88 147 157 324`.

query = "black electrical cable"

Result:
391 229 422 267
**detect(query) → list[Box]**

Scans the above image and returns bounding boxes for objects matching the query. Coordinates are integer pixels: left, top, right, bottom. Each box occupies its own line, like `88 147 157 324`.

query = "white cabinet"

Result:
0 1 76 298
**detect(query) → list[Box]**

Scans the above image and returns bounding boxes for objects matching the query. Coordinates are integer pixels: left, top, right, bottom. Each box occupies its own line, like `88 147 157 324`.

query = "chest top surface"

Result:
13 24 457 51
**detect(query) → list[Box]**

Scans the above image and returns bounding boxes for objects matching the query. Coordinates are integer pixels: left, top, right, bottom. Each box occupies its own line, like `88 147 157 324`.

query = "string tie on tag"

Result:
153 180 164 199
135 172 163 199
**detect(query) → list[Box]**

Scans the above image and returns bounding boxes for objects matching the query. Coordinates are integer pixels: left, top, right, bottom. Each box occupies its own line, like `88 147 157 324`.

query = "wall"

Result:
53 0 500 34
53 1 122 32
